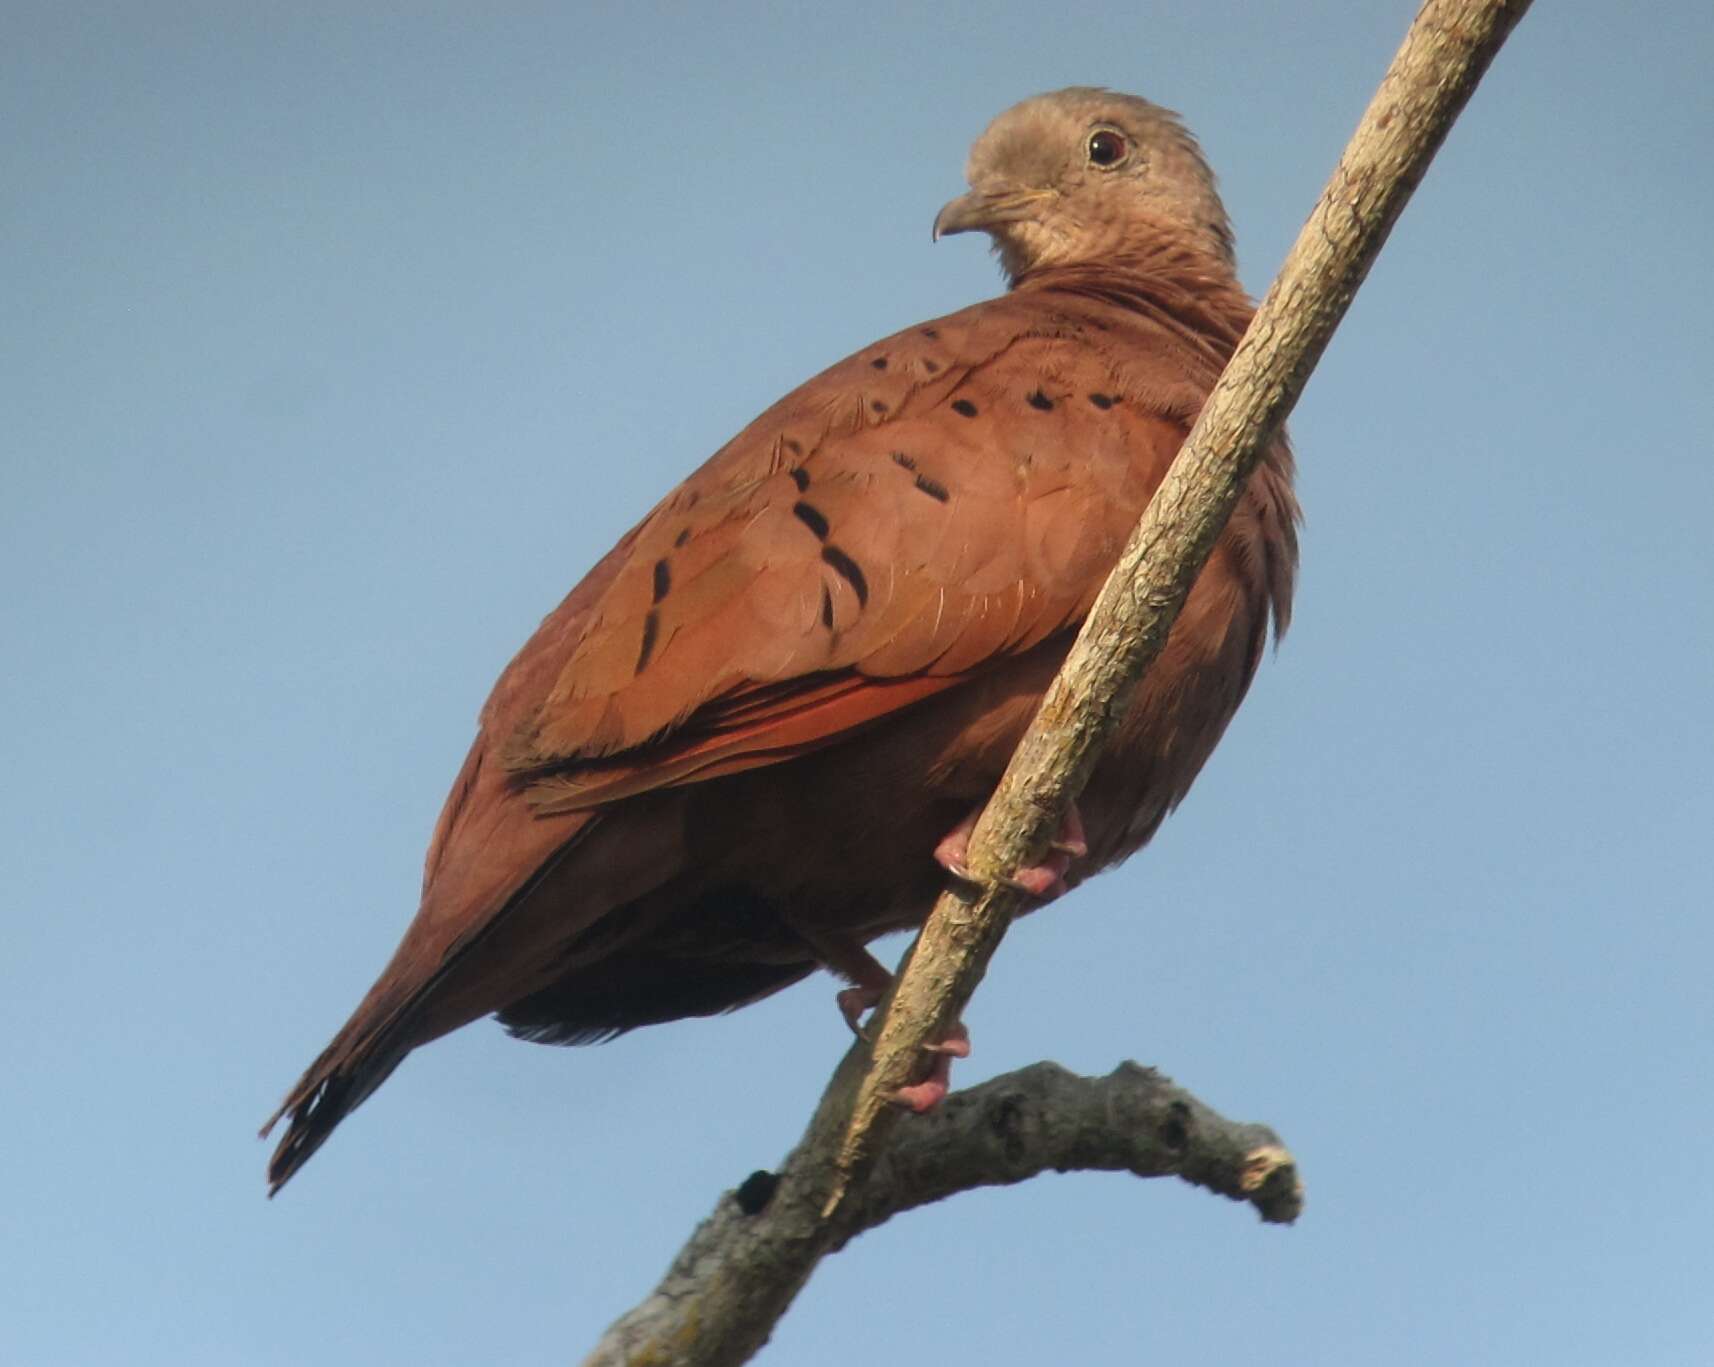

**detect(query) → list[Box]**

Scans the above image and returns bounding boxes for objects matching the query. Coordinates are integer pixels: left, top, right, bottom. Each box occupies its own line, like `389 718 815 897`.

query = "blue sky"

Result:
5 3 1711 1364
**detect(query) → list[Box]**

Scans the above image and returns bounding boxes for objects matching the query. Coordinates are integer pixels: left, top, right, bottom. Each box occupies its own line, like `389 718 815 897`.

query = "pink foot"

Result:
889 1023 972 1112
836 984 883 1037
805 935 974 1111
933 802 1088 899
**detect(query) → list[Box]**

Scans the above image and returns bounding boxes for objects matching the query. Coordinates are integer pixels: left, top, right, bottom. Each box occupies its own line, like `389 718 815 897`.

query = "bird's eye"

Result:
1087 129 1128 168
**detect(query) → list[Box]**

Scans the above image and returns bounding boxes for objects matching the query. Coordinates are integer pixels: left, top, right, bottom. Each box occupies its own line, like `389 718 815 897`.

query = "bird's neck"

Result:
1013 241 1255 375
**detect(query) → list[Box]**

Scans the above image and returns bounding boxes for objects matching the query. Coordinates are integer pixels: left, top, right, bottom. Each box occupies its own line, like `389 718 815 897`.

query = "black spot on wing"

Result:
821 546 868 608
820 586 834 630
792 501 830 540
1027 390 1054 411
890 451 917 470
636 610 659 674
788 466 809 491
951 399 978 418
652 559 671 603
913 473 950 503
1089 392 1116 410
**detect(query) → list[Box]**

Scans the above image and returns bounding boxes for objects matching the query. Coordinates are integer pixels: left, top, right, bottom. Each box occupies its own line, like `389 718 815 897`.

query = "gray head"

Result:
933 87 1234 281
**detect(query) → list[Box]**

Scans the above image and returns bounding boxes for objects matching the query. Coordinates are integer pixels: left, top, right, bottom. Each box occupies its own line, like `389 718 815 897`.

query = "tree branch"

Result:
582 0 1532 1360
838 1062 1304 1242
582 1064 1301 1366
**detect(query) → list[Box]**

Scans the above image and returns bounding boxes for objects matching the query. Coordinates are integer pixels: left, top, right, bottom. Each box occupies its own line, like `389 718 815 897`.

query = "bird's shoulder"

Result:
483 287 1205 809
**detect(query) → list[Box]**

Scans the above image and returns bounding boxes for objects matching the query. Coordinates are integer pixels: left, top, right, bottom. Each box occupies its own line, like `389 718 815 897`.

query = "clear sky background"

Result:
5 3 1711 1364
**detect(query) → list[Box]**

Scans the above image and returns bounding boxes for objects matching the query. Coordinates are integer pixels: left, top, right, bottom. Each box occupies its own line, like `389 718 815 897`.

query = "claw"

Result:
809 937 971 1112
836 985 882 1039
1051 804 1089 858
919 1030 971 1059
933 801 1086 901
887 1023 970 1111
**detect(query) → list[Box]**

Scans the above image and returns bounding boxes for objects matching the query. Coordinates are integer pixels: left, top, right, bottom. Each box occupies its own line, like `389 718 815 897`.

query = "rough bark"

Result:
582 1 1533 1361
583 1064 1301 1366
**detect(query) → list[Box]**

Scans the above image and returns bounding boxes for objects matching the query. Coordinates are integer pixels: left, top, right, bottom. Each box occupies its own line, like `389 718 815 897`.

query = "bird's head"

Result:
934 87 1235 283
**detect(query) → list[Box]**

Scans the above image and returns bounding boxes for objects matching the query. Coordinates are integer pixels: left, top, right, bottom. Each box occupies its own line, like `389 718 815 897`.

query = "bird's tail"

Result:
261 755 604 1194
259 994 414 1196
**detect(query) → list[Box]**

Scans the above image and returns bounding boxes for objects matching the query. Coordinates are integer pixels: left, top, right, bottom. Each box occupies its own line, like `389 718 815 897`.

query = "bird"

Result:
263 86 1299 1194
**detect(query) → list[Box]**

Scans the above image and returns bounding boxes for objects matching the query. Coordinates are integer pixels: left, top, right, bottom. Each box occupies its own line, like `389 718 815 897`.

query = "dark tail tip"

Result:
261 1040 406 1196
261 1071 354 1196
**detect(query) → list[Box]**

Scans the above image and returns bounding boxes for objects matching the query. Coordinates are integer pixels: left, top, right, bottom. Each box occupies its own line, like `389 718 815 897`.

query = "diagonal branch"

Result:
830 0 1534 1209
582 1 1533 1361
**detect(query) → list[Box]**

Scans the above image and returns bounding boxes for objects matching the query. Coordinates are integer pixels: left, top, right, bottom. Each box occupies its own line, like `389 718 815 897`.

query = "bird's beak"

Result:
932 185 1055 241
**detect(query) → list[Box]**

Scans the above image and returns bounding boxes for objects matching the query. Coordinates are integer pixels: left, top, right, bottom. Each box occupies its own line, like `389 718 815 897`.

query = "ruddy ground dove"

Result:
264 87 1299 1193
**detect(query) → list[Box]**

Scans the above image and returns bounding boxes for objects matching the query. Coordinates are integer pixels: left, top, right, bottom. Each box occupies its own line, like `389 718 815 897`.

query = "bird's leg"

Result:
790 928 972 1111
933 800 1087 899
885 803 1087 1111
825 944 893 1039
